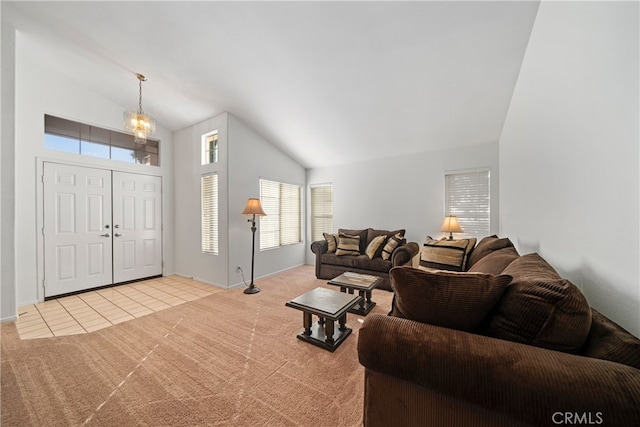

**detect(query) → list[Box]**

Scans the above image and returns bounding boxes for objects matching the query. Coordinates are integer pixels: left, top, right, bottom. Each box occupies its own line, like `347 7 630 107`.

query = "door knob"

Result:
100 233 111 237
115 233 123 237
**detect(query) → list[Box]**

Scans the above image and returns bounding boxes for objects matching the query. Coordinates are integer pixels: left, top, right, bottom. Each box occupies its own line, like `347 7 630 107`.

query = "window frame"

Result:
201 131 219 165
444 169 490 240
259 178 303 250
310 183 333 242
201 172 219 255
44 114 160 166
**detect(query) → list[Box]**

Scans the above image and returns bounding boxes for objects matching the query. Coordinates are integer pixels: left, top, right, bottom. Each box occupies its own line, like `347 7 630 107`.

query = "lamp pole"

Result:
244 213 260 294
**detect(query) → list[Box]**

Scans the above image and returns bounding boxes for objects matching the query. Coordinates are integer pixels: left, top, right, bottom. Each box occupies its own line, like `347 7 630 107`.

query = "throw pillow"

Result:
381 233 403 260
420 238 476 272
468 246 520 275
365 235 387 259
485 253 592 353
336 233 361 256
467 235 515 269
338 228 369 253
323 232 337 253
389 267 512 332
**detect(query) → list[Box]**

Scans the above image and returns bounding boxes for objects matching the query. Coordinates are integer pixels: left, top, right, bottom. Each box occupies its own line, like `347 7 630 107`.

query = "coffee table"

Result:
327 272 381 315
285 287 362 352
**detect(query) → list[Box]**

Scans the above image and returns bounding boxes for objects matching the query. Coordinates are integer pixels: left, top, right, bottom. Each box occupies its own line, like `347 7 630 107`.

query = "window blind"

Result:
310 184 333 242
445 170 490 239
201 173 219 254
259 179 302 250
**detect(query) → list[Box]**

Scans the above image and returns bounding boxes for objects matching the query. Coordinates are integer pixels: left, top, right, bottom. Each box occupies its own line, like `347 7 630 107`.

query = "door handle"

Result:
115 233 123 237
100 233 111 237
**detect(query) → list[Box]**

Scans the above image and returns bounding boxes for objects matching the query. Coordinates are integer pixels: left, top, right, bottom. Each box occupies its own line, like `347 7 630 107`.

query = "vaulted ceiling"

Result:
3 1 540 168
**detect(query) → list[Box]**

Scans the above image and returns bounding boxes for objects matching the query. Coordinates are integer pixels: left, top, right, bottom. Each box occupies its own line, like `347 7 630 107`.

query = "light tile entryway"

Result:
16 275 223 340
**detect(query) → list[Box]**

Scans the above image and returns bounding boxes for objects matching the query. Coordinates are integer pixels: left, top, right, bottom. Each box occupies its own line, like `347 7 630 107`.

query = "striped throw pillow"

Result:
336 234 361 256
323 232 337 253
365 235 387 259
381 233 403 260
420 238 477 271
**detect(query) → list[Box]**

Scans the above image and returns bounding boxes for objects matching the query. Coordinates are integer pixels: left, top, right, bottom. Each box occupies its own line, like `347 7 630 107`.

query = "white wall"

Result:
227 113 306 286
11 30 175 307
305 142 500 264
173 113 230 286
173 112 307 288
1 23 17 321
500 2 639 336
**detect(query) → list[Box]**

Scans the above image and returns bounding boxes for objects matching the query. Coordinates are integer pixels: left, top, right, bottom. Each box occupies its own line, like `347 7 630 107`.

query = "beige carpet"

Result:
1 265 394 426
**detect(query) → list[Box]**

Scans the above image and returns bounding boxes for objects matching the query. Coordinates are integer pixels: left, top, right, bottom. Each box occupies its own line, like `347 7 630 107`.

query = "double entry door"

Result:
43 162 162 298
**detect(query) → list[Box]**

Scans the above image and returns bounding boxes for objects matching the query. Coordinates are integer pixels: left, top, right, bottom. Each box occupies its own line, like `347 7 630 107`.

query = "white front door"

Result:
43 163 113 297
43 163 163 297
112 171 163 283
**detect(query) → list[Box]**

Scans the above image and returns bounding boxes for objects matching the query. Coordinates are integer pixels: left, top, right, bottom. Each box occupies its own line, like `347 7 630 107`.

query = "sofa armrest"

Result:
358 314 640 426
391 241 419 267
310 239 328 255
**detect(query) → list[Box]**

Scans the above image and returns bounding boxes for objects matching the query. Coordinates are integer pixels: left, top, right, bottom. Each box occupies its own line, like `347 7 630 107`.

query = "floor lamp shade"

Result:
242 198 266 294
242 198 266 216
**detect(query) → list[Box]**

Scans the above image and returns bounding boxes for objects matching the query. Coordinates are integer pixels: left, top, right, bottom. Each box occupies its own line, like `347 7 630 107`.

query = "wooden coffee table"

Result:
285 287 362 352
327 272 381 315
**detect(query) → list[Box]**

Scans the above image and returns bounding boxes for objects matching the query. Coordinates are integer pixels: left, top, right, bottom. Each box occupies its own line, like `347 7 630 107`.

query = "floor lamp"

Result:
242 198 266 294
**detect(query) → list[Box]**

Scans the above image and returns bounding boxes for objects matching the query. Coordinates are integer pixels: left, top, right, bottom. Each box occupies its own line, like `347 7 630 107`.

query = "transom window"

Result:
202 131 219 165
44 115 159 166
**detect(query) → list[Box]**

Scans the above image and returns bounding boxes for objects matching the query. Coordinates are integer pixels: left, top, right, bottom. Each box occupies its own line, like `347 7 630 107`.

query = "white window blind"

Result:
201 173 219 254
310 184 333 242
445 170 490 239
259 179 302 250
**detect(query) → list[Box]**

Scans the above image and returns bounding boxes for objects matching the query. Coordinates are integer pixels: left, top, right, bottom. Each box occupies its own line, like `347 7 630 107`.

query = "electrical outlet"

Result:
236 266 242 274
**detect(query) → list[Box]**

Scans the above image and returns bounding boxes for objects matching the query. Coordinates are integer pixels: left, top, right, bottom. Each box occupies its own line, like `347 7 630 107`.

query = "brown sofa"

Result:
358 236 640 426
310 228 419 291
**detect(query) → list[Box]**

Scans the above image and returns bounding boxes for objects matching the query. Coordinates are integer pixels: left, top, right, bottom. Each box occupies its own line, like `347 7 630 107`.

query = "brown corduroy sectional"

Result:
358 236 640 426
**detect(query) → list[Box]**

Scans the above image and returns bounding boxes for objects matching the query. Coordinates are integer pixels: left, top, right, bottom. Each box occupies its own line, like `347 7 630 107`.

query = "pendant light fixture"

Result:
124 73 156 144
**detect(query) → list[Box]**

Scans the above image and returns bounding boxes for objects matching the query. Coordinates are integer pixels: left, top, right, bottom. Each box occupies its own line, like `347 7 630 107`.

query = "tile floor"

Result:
15 275 223 340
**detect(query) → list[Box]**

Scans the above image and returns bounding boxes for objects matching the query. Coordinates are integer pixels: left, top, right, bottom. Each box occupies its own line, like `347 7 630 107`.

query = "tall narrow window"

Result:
259 179 302 250
445 170 490 239
202 131 219 165
201 173 219 254
310 184 333 242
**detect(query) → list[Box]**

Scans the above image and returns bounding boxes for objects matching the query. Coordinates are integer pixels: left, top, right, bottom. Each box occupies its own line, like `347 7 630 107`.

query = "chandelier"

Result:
124 73 156 144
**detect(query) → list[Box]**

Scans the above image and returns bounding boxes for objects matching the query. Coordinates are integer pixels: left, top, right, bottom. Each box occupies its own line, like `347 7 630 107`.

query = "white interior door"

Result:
112 171 163 283
43 163 113 297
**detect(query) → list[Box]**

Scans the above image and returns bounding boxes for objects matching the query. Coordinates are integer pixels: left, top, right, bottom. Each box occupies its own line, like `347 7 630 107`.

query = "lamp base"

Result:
244 284 260 294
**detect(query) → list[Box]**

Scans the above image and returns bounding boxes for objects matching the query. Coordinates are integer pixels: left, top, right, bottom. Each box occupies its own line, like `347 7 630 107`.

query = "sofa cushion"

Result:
381 233 403 260
336 233 361 256
339 228 369 253
581 309 640 370
468 247 520 275
420 238 476 272
323 232 337 253
321 253 356 268
467 235 515 269
365 235 387 259
353 255 392 273
389 267 512 332
486 253 592 353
